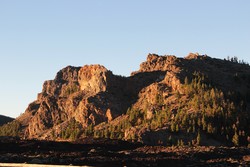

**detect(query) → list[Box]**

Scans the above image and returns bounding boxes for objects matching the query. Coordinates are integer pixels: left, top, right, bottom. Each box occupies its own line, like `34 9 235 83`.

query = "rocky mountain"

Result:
0 115 14 126
1 53 250 146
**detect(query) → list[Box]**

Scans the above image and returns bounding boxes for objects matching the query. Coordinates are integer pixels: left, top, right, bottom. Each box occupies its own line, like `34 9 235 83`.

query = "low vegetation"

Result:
0 54 249 147
71 71 250 146
0 121 21 137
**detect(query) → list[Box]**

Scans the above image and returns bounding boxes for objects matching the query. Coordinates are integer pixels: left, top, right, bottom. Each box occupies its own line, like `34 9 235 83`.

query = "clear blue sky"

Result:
0 0 249 118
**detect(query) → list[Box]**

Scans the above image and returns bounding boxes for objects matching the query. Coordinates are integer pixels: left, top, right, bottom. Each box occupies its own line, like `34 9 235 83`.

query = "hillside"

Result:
1 53 250 146
0 115 14 126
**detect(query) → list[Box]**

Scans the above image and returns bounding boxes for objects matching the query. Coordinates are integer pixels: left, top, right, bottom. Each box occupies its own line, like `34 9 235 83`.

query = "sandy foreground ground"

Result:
0 164 90 167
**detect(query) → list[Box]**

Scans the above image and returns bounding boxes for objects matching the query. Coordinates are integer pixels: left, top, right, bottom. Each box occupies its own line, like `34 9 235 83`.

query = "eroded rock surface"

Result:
3 53 249 145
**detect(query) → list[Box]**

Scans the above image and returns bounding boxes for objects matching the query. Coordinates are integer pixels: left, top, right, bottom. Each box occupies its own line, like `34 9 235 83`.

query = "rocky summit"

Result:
1 53 250 147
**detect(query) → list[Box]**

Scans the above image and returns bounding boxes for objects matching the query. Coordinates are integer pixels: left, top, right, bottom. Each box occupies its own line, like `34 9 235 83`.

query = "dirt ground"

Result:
0 138 250 167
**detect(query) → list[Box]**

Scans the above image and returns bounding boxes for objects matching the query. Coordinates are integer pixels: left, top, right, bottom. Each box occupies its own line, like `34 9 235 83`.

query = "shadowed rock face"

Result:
16 65 128 138
15 55 173 139
7 53 250 143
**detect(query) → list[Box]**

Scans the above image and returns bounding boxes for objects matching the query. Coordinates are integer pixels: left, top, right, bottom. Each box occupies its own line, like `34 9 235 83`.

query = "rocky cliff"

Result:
1 53 250 146
16 64 134 139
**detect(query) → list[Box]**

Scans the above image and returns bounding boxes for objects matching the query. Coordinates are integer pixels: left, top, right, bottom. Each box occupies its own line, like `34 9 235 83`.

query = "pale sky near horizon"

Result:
0 0 250 118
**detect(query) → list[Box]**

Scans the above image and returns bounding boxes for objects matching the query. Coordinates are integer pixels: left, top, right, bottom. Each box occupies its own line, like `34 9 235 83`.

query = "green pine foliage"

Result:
0 121 21 137
64 84 79 96
232 131 239 146
177 72 250 146
60 119 82 140
52 71 250 146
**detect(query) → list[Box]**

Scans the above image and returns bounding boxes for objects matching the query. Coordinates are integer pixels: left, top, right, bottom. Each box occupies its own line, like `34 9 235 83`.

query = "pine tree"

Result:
104 127 109 138
176 124 179 132
180 139 184 146
232 131 239 146
171 122 175 132
51 129 56 140
168 135 173 146
110 131 115 139
184 76 189 85
196 131 201 146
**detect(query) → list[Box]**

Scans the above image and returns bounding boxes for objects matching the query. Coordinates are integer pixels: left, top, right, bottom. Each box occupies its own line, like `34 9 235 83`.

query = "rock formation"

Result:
1 53 250 146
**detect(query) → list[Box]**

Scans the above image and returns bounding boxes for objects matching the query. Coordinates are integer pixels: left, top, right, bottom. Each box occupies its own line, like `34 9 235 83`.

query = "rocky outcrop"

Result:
78 65 111 94
4 53 250 145
16 64 135 139
132 54 180 75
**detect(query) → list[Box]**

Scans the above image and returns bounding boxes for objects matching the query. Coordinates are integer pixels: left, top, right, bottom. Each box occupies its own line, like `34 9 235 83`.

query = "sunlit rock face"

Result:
12 53 250 145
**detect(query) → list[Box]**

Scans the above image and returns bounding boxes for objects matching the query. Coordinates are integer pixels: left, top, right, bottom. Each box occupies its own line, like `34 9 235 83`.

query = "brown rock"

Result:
9 53 250 144
243 155 250 162
78 65 111 94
